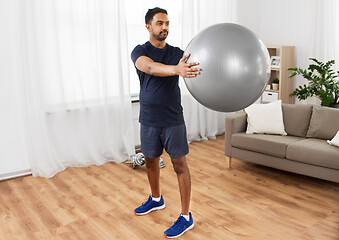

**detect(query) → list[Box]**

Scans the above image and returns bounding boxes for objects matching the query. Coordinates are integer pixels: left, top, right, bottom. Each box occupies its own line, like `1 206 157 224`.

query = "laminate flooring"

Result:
0 135 338 239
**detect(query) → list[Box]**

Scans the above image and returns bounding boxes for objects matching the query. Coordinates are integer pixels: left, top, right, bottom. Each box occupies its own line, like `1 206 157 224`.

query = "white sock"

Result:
152 196 161 202
182 214 190 221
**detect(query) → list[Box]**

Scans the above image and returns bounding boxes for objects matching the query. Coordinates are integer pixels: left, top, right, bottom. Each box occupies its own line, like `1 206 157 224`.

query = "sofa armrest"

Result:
225 111 247 157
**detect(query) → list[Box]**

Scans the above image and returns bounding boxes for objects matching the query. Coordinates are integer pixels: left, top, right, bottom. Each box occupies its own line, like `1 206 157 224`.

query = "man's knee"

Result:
145 157 159 168
172 156 187 174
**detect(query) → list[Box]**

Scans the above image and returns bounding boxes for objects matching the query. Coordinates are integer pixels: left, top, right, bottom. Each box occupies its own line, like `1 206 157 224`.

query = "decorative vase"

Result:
272 83 279 90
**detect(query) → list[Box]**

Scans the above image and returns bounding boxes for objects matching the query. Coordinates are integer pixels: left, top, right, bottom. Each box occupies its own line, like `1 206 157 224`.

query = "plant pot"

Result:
272 83 279 90
329 103 339 109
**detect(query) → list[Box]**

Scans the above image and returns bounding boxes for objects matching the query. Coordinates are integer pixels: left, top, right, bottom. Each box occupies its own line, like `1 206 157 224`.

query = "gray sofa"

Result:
224 104 339 183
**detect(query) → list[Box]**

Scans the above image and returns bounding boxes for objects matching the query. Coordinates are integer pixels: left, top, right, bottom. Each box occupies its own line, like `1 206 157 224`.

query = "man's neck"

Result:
149 39 166 49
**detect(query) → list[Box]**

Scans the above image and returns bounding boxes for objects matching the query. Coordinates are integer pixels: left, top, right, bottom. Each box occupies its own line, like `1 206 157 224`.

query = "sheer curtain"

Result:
304 0 339 105
180 0 236 142
20 0 134 178
311 0 339 68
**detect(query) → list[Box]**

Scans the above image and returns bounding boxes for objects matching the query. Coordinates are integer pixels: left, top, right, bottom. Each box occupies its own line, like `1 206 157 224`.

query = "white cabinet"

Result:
262 91 279 103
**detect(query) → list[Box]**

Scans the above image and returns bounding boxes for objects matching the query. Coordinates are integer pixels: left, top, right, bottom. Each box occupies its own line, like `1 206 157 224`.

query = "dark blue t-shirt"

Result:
131 41 184 127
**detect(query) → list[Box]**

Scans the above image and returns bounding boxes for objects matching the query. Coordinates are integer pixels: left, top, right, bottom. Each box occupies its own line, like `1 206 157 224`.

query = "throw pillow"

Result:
244 100 287 135
307 105 339 140
327 130 339 147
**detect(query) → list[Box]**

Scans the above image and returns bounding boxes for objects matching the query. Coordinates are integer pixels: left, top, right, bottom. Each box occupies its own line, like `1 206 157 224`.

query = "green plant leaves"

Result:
288 58 339 106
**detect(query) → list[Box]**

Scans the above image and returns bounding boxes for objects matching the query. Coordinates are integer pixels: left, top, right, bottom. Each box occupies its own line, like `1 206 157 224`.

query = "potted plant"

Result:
272 78 279 90
288 58 339 107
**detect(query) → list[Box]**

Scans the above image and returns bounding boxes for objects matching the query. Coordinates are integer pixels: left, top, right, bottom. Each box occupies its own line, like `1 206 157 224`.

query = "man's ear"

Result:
146 24 151 33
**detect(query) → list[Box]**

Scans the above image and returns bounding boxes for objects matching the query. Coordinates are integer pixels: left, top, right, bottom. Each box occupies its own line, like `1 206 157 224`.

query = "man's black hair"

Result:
145 7 167 25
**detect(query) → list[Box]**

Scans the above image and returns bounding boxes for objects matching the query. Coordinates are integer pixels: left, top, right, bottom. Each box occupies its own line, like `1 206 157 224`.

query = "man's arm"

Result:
135 54 200 78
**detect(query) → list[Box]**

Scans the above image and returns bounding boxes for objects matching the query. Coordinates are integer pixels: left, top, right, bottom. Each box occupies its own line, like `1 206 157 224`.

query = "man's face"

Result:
147 13 169 41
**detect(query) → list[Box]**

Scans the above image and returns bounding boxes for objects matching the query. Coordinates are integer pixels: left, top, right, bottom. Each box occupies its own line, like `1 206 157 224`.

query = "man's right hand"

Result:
176 54 201 78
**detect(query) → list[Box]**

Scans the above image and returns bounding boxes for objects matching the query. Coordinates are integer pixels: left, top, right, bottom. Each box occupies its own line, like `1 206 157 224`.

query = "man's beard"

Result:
153 30 168 41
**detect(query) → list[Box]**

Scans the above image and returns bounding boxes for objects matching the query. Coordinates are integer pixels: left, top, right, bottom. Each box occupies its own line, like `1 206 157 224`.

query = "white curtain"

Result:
20 0 134 178
180 0 236 142
311 0 339 68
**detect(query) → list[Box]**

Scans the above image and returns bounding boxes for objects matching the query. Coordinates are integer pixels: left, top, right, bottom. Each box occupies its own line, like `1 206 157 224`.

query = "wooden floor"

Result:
0 134 338 240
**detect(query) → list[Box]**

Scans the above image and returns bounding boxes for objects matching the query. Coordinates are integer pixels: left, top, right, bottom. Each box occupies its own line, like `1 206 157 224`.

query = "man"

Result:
131 7 200 239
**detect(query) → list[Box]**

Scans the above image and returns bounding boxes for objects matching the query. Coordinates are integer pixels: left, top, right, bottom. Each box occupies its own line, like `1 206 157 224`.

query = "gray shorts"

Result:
140 124 189 159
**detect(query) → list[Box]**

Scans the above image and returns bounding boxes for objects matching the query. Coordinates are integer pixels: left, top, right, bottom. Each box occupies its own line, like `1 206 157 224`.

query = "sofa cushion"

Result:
282 104 313 137
286 138 339 170
231 133 303 158
306 105 339 140
244 100 287 135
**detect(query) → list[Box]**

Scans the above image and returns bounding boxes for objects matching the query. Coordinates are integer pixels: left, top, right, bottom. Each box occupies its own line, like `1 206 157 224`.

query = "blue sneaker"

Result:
134 194 165 215
164 212 194 238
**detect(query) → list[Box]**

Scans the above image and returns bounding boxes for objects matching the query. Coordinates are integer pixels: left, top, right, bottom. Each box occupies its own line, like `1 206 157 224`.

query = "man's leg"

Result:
134 125 165 216
171 155 191 215
163 125 193 238
134 155 165 215
145 156 161 198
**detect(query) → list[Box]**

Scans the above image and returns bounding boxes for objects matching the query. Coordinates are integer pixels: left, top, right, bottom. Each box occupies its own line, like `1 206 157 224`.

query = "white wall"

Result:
236 0 316 104
234 0 261 34
259 0 314 100
0 0 31 178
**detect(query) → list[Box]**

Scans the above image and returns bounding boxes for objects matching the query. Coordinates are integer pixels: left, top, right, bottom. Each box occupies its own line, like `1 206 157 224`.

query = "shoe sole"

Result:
164 222 194 238
134 204 166 216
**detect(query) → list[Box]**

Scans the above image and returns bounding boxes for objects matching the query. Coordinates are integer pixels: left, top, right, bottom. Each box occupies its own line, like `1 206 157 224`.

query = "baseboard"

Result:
0 168 32 181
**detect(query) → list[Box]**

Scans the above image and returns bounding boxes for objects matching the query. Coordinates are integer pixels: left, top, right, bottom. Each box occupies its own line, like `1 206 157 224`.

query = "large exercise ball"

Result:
184 23 271 112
